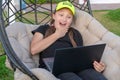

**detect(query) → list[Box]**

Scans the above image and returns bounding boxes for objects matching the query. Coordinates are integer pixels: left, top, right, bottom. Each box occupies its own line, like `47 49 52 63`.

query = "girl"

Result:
30 1 107 80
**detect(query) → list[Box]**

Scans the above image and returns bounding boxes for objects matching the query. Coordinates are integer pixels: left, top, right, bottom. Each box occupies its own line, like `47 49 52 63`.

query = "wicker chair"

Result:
0 0 120 80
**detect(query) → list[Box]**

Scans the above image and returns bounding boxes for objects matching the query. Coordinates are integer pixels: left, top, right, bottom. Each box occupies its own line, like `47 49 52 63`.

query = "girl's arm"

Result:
30 26 68 55
30 32 60 55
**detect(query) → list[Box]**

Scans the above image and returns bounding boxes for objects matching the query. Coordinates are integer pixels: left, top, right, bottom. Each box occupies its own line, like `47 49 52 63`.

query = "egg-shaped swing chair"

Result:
1 0 120 80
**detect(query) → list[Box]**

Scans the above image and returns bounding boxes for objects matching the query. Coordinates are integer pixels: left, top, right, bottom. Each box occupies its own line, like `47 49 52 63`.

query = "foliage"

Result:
25 0 70 4
0 56 14 80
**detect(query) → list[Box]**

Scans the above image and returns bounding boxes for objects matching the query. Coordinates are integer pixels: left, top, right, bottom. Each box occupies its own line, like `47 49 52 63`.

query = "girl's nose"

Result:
62 17 67 22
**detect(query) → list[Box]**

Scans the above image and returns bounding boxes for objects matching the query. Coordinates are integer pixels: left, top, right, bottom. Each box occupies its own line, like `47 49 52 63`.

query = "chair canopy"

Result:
0 0 93 80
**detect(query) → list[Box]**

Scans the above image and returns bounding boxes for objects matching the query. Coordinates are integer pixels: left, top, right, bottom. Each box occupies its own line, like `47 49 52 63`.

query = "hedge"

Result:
25 0 70 4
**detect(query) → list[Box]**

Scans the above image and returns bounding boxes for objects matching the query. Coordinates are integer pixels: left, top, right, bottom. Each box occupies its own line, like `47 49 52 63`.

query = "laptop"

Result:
43 43 106 76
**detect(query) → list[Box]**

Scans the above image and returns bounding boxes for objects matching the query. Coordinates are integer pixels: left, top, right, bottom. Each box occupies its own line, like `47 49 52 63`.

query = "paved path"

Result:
91 3 120 10
37 3 120 10
24 3 120 12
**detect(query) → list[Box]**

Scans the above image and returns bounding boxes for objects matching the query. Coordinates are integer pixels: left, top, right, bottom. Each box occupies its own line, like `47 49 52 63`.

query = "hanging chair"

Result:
0 0 120 80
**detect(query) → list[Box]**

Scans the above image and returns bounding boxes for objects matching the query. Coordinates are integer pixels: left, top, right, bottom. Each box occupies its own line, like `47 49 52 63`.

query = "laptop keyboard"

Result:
43 57 54 71
47 61 53 70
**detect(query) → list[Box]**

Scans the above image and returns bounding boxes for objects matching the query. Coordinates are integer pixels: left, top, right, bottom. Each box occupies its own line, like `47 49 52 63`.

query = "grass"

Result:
0 42 14 80
93 9 120 36
106 8 120 22
0 41 13 80
0 43 4 55
15 12 51 24
0 9 120 79
0 55 14 80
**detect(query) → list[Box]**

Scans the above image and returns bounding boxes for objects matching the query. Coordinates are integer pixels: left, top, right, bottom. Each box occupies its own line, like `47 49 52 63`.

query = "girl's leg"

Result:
78 69 107 80
58 72 83 80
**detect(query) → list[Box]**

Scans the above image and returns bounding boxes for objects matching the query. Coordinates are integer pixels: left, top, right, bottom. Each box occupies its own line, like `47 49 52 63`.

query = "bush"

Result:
25 0 70 4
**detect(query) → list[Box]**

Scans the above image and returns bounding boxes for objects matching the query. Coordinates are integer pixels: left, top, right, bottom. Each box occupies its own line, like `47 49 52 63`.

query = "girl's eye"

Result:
67 16 72 19
59 14 63 16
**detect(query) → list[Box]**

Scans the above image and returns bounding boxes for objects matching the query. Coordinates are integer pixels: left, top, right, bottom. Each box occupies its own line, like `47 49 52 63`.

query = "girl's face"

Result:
52 8 73 29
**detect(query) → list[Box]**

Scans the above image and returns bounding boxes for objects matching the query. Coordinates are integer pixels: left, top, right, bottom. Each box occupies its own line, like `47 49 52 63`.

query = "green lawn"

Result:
0 42 14 80
93 9 120 36
0 55 14 80
0 9 120 80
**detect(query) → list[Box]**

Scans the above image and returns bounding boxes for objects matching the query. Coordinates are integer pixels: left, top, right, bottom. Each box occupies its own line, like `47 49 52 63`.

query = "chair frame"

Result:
0 0 92 79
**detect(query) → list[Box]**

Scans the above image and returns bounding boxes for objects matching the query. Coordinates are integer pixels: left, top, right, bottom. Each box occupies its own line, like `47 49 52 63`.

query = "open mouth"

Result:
59 22 67 27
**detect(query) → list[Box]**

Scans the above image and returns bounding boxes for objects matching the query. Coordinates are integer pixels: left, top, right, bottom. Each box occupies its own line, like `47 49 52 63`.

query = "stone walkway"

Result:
91 3 120 10
37 3 120 10
24 3 120 12
39 3 120 10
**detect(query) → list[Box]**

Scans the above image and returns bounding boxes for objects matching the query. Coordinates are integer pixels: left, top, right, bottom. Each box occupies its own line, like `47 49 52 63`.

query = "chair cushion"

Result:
6 22 40 69
74 9 120 80
14 68 60 80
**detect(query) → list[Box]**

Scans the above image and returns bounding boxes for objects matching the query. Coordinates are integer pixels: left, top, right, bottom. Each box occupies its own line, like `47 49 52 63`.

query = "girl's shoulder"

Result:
38 24 50 31
70 27 80 34
32 24 50 35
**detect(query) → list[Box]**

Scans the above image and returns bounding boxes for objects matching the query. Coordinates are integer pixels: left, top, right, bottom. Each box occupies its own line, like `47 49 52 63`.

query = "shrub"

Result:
25 0 70 4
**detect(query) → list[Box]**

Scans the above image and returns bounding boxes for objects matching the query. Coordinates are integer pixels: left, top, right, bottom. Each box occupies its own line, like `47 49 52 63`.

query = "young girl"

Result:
30 1 107 80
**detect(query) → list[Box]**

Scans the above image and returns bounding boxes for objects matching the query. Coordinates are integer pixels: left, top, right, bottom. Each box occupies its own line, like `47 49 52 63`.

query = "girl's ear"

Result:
52 13 55 20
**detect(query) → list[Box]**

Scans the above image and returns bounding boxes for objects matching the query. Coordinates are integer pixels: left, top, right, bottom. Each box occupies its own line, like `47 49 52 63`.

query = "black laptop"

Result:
43 43 106 76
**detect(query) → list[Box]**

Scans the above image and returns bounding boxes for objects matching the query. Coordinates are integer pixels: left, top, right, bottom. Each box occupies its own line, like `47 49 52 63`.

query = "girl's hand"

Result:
54 25 69 38
93 61 106 73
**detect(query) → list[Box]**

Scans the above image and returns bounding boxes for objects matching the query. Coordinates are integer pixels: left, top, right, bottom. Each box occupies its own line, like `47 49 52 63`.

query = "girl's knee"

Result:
78 69 107 80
